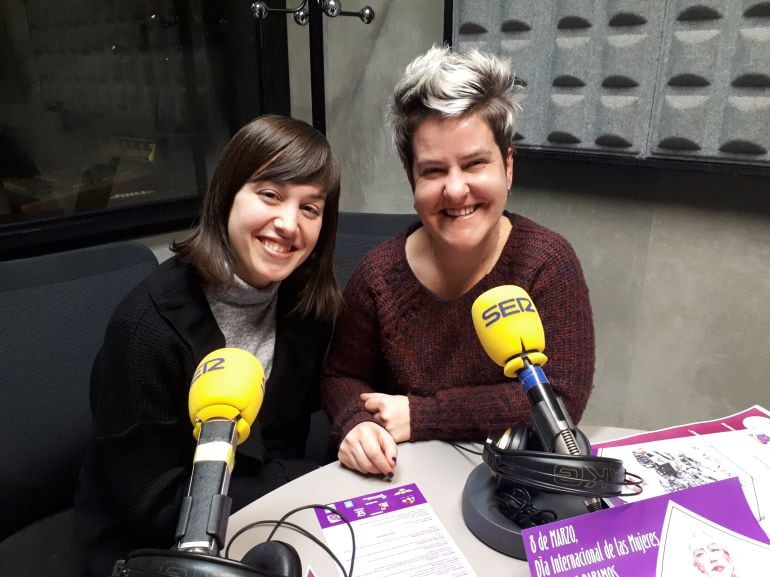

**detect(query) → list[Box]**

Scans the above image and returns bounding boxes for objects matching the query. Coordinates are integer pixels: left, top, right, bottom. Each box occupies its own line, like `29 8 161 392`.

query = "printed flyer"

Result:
522 477 770 577
314 483 477 577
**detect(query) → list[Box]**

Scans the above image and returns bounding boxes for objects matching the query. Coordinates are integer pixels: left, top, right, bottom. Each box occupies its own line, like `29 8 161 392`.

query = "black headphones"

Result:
113 541 301 577
482 425 635 498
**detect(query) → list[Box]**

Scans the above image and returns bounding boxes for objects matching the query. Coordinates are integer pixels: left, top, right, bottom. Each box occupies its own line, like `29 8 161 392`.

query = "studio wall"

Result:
314 0 770 430
141 0 770 431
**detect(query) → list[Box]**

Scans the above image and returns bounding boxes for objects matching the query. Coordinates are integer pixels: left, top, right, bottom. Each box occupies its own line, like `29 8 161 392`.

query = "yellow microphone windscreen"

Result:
471 285 547 378
188 348 265 444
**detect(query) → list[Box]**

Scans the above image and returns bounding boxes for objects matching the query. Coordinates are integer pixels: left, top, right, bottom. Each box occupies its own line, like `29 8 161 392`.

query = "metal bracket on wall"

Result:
251 0 374 26
250 0 375 136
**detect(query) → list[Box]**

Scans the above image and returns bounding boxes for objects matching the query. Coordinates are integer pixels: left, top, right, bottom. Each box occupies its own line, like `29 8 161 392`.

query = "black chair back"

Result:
0 241 159 575
334 211 417 289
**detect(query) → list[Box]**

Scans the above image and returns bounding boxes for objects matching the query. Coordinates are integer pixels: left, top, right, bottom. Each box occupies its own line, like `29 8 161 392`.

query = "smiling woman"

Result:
408 113 513 299
75 115 342 577
227 180 326 289
321 46 595 479
173 114 342 319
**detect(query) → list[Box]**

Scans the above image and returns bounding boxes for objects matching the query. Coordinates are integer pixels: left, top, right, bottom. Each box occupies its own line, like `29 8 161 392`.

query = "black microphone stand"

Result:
112 419 301 577
463 355 602 559
464 289 633 558
461 426 595 560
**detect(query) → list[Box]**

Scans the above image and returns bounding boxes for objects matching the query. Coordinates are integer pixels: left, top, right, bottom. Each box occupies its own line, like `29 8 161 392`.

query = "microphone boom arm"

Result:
518 356 585 456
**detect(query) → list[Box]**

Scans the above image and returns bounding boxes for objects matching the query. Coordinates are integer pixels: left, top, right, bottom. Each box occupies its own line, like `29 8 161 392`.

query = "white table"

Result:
226 426 641 577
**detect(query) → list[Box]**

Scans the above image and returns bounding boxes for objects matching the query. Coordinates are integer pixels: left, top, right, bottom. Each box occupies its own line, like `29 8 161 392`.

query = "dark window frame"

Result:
0 0 290 261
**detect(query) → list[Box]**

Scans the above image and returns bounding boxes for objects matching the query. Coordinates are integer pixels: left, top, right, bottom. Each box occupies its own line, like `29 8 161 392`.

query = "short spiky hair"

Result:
389 45 521 173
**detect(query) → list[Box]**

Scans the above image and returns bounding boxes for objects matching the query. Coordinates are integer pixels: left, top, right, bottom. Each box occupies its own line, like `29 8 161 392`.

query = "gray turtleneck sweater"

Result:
204 274 279 382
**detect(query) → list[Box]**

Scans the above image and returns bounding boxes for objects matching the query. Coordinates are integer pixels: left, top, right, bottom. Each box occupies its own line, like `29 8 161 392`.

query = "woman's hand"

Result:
338 421 398 476
361 392 411 443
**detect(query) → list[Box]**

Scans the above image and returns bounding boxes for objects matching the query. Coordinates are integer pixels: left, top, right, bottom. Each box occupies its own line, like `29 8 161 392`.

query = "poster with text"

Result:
522 478 769 577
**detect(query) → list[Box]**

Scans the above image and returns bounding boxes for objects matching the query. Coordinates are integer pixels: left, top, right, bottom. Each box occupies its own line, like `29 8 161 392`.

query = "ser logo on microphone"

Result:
191 356 225 385
481 297 535 327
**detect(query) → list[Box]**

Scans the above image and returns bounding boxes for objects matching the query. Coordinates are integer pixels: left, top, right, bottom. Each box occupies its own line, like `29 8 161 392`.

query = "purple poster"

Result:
522 478 770 577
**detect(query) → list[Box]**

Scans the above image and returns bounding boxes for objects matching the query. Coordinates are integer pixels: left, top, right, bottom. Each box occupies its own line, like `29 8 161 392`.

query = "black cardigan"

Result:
75 257 332 577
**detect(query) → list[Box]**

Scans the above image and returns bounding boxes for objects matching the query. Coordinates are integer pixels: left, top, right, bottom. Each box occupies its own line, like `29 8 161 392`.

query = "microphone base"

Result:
111 548 285 577
461 464 592 560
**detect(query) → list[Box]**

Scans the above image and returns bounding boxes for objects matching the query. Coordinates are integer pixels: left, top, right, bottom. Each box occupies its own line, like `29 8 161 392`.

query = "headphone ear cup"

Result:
510 426 534 451
495 425 531 451
241 541 302 577
488 425 543 456
574 427 592 454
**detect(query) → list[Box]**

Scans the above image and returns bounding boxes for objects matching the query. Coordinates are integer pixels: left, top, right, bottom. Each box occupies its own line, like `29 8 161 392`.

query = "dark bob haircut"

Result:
173 114 342 320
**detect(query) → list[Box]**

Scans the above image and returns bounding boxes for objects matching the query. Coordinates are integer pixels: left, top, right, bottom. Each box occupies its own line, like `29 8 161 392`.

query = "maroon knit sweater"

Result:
321 212 594 444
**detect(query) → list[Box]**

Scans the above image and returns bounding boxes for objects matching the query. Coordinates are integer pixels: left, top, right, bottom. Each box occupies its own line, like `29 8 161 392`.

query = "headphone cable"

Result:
224 504 355 577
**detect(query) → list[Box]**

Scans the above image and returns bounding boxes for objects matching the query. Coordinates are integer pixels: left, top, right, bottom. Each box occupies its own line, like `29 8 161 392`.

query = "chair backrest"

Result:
0 241 159 540
304 212 417 465
334 211 417 289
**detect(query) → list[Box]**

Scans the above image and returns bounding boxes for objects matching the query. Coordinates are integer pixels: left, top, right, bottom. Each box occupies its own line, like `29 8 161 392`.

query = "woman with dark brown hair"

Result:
76 115 342 577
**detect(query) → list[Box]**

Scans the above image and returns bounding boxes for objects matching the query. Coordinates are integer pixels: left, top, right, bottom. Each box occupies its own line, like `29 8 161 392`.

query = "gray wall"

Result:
511 158 770 430
140 0 770 432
